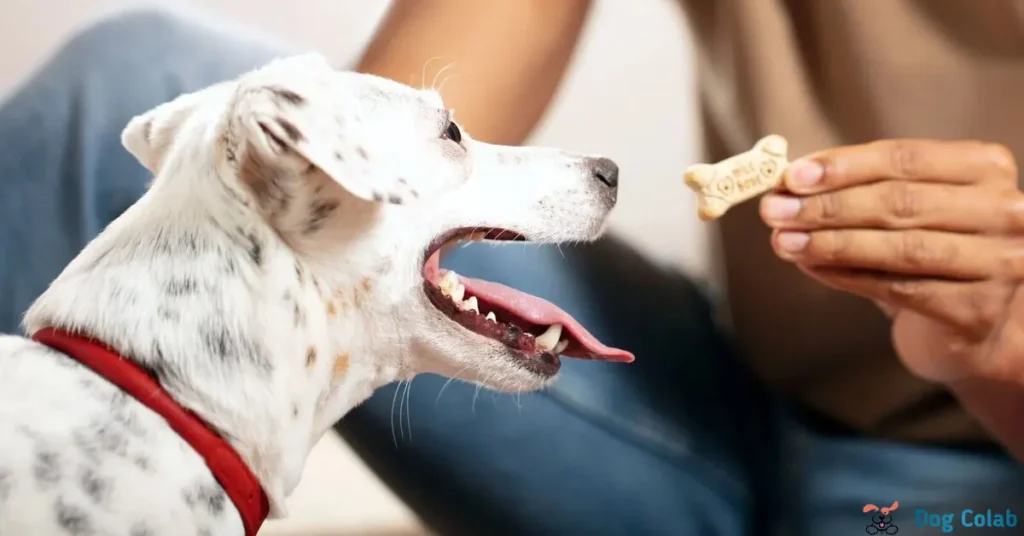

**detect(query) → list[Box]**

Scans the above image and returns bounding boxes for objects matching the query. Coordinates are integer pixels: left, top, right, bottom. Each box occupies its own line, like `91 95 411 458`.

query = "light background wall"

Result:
0 1 707 533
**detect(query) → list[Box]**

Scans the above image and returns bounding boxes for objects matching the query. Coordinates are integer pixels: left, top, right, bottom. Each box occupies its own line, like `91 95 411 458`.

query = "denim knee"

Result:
42 7 288 91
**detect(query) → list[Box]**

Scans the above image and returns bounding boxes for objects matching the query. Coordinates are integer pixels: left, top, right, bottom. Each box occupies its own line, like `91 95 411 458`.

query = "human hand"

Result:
758 139 1024 384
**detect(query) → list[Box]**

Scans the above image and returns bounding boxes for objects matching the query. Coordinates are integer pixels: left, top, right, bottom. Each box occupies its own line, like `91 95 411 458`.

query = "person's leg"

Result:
337 237 779 535
785 421 1024 536
0 8 287 333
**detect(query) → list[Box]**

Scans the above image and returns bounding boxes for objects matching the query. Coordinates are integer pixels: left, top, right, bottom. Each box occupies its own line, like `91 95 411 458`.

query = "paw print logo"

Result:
863 501 900 534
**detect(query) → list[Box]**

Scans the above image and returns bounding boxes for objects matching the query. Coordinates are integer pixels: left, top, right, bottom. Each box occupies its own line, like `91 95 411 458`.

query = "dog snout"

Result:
586 157 619 190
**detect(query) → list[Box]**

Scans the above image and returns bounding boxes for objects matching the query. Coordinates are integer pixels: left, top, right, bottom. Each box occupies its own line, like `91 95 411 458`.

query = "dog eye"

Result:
441 121 462 144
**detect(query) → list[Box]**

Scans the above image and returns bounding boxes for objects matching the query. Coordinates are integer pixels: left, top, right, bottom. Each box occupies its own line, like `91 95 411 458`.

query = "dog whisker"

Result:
389 379 404 447
431 61 458 92
435 363 475 407
403 378 414 442
436 73 461 95
418 56 445 91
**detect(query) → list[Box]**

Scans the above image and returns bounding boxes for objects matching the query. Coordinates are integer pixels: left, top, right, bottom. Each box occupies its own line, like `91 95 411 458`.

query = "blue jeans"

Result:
2 10 1022 536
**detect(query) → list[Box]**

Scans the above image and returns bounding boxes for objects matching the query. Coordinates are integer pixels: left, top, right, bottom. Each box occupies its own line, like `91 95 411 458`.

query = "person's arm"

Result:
951 377 1024 461
356 0 593 145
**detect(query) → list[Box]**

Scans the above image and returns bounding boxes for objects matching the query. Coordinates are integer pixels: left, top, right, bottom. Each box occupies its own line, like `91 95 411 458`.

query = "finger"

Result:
760 182 1024 233
802 266 1012 340
784 139 1017 194
772 229 1024 280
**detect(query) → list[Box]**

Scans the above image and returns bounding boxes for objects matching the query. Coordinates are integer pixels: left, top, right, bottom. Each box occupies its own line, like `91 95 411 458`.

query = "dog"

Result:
0 52 631 534
864 501 900 534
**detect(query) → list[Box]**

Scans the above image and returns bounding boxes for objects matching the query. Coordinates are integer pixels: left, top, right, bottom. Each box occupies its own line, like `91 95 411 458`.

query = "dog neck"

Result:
22 166 412 516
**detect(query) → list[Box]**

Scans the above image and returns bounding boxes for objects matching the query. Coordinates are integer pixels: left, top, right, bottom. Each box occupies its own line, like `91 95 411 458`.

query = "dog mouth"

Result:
422 228 634 376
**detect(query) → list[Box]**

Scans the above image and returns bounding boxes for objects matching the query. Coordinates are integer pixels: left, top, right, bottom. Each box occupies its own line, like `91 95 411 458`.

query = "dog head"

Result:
120 53 630 402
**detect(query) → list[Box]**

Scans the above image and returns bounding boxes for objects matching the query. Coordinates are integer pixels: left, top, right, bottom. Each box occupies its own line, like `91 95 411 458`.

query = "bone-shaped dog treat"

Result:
683 134 790 221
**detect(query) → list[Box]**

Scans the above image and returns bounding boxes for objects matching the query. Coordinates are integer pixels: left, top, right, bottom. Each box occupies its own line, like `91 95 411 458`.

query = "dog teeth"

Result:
439 271 459 294
535 324 563 351
451 284 466 303
462 296 479 313
485 311 497 322
553 339 569 354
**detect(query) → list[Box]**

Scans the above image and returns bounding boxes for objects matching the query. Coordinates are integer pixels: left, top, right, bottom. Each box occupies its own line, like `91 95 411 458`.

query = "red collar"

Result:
31 327 270 535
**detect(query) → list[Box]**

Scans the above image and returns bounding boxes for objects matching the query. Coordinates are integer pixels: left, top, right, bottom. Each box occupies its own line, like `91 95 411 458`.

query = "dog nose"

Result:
587 157 619 189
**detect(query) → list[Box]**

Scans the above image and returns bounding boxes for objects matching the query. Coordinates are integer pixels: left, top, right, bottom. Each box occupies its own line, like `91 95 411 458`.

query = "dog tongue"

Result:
457 274 634 363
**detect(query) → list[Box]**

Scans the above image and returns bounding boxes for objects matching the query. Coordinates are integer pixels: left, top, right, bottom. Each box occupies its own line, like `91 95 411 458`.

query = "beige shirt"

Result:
679 0 1024 444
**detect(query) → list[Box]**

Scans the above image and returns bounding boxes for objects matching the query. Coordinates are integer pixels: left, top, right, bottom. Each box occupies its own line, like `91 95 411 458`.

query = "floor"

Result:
259 435 431 535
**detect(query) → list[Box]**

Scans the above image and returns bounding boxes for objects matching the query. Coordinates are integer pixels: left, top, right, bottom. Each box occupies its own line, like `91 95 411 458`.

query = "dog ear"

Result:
234 53 430 205
863 504 880 513
888 501 899 512
122 82 234 174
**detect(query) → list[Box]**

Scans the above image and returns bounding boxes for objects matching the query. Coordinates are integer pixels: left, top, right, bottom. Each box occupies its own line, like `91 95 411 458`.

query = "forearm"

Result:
951 377 1024 462
356 0 592 145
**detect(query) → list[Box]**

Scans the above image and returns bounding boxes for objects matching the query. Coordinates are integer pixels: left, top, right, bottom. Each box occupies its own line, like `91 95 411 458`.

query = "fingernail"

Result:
776 232 810 253
788 160 824 190
761 195 802 222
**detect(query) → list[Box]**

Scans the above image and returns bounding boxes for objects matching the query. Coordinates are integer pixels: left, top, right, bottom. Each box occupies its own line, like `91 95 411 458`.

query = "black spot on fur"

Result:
199 325 233 362
17 424 42 440
108 283 139 307
276 117 304 143
79 468 110 505
294 261 305 284
138 346 181 389
164 277 198 297
397 177 408 185
71 430 100 465
177 232 201 257
183 482 227 517
34 450 61 487
132 455 152 472
243 230 263 267
410 189 420 199
222 255 238 276
198 323 272 373
96 423 129 458
0 467 12 503
157 305 181 322
293 405 299 418
334 151 343 161
303 199 340 235
111 406 147 439
129 522 154 536
293 302 305 328
271 87 306 106
356 146 368 159
387 193 403 204
55 497 93 535
372 191 384 202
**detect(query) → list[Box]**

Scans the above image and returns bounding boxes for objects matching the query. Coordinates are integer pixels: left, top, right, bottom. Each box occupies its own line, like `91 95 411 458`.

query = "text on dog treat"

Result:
683 134 789 221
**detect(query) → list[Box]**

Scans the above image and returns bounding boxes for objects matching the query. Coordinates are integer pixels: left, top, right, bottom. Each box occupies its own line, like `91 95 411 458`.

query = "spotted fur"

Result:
1 52 619 534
